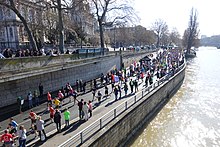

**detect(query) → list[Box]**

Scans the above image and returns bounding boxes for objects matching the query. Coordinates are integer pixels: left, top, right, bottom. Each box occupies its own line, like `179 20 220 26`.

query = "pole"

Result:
114 26 116 51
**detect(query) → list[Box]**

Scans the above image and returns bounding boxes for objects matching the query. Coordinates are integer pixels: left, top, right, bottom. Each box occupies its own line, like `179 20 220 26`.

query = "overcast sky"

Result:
133 0 220 37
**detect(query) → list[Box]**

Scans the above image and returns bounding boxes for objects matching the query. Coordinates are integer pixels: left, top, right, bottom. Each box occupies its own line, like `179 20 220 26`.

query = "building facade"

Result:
0 0 98 51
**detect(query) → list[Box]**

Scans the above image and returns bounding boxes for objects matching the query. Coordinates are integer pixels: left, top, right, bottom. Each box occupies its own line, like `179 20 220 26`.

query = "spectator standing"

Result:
129 79 134 93
96 91 102 103
79 79 83 92
34 90 39 106
36 116 46 141
54 109 62 132
76 80 79 92
92 88 96 102
64 108 70 127
134 79 138 92
18 125 27 147
38 83 43 97
88 100 93 118
78 99 84 120
104 85 108 97
27 91 33 108
82 81 86 93
113 86 119 101
82 102 89 121
124 83 128 96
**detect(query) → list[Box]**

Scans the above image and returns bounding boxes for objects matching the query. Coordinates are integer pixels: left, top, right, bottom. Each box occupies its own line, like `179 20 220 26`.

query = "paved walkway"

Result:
0 75 154 147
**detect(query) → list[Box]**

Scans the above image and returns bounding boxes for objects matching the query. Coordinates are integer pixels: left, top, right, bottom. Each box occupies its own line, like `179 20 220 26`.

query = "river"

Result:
130 47 220 147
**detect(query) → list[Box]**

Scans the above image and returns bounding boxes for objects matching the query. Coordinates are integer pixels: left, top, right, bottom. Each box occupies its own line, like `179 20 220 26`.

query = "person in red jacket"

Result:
0 129 14 147
47 92 52 105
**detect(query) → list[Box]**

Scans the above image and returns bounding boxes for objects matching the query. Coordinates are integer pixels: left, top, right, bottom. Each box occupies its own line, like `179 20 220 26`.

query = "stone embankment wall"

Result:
83 63 186 147
0 51 152 108
0 55 120 108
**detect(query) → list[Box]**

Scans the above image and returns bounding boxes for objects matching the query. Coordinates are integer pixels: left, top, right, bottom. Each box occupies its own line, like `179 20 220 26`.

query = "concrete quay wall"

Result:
0 55 121 108
83 64 186 147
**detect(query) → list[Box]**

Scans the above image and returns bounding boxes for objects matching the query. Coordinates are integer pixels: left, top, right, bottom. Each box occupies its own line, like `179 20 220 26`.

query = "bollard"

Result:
80 132 83 144
114 109 117 118
134 95 136 103
142 91 144 98
125 101 128 110
100 119 102 129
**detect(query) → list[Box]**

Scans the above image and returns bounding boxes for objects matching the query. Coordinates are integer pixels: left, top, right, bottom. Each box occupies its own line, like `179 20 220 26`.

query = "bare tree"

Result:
169 28 182 47
89 0 137 49
0 0 38 51
182 8 200 54
151 19 168 48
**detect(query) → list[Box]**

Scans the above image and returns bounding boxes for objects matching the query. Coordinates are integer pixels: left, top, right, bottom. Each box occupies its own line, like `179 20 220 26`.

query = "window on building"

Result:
6 9 11 19
0 7 3 20
9 27 13 38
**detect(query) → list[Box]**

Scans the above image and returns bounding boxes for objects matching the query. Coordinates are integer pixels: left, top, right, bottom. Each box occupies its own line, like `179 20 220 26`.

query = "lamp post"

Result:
114 26 116 51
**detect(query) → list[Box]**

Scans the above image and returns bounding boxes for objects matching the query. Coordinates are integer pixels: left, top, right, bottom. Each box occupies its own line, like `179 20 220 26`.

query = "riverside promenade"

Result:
0 73 152 147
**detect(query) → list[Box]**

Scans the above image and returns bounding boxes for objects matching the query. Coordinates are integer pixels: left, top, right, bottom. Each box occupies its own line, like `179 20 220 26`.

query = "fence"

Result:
58 62 185 147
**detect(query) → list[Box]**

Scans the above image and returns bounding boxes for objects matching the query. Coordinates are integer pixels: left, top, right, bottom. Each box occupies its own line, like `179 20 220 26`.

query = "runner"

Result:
0 129 14 147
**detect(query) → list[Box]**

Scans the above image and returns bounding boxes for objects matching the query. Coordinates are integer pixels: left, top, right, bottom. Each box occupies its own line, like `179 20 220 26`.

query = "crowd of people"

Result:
0 48 184 146
0 48 62 58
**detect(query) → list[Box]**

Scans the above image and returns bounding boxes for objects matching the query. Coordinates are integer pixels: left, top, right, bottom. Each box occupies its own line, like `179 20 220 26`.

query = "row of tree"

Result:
0 0 199 53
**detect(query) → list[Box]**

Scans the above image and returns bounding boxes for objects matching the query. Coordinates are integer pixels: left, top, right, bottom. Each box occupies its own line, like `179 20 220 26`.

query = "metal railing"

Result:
59 62 185 147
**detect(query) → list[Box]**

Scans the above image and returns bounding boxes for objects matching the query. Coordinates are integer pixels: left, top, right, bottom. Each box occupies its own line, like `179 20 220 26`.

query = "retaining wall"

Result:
0 55 120 108
0 51 153 108
83 63 186 147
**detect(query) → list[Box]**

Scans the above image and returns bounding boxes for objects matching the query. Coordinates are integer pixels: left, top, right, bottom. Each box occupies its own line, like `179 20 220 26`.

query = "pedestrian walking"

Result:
54 109 62 132
58 90 64 107
18 125 27 147
47 92 52 106
48 104 55 123
53 97 60 109
63 108 70 127
29 110 37 126
88 100 93 118
82 102 89 121
92 88 96 101
9 118 18 133
36 116 46 141
27 91 33 108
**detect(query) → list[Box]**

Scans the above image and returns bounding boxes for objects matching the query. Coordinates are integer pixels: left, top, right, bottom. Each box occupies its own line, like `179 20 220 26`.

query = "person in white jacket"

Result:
18 125 27 147
82 102 89 121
